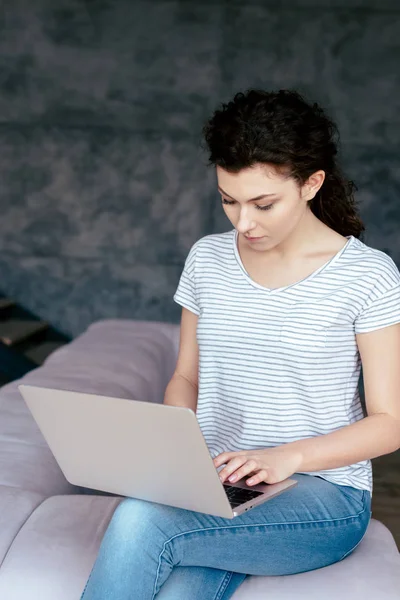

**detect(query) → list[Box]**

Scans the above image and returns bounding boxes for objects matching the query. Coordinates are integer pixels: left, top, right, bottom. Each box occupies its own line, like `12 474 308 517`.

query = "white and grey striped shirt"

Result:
174 229 400 493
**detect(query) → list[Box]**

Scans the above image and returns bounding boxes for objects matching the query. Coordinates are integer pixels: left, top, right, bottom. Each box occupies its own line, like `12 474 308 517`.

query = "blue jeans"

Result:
81 473 371 600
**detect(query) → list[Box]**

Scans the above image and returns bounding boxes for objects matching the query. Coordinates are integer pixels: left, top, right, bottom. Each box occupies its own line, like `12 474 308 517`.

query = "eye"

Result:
221 199 274 211
255 204 273 211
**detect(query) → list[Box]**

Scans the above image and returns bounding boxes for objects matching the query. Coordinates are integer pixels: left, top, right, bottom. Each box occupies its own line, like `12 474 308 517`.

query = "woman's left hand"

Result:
213 445 303 486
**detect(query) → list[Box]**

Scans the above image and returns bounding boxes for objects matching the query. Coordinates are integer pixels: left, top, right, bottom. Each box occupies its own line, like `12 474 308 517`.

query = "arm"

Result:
283 323 400 471
163 307 199 412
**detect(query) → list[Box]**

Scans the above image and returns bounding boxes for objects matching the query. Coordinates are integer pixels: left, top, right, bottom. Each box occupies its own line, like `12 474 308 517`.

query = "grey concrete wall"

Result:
1 0 399 336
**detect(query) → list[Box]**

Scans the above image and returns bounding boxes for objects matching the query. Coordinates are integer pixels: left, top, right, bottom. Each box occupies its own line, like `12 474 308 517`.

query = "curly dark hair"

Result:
202 89 365 239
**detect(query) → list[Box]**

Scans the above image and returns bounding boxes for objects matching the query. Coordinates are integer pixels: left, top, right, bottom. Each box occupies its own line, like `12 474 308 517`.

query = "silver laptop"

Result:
18 384 298 519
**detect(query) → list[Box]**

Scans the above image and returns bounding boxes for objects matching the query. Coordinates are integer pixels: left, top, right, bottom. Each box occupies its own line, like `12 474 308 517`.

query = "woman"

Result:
81 89 400 599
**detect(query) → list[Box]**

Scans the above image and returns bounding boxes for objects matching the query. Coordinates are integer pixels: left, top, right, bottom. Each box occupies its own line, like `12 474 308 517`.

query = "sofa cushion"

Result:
231 519 400 599
0 495 122 600
0 494 398 600
0 487 45 565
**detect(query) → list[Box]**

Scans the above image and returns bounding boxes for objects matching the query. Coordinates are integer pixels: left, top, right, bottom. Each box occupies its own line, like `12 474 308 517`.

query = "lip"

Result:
245 235 265 242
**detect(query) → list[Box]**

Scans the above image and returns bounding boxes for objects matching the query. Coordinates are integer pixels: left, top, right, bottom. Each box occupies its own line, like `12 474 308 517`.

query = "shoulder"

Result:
187 230 235 259
348 237 400 307
181 230 234 280
350 237 400 285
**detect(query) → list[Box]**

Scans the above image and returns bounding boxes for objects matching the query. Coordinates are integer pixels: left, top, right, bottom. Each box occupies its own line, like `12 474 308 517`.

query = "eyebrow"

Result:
217 186 279 202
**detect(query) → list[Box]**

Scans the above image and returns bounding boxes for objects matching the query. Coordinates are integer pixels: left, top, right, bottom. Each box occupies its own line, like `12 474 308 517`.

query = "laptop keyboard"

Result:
223 484 264 509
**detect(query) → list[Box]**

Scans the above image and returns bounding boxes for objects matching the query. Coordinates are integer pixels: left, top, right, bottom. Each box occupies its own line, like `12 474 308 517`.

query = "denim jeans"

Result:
80 473 372 600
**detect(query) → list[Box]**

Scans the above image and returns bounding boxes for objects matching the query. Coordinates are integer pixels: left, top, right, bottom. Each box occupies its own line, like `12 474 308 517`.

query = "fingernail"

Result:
228 474 237 482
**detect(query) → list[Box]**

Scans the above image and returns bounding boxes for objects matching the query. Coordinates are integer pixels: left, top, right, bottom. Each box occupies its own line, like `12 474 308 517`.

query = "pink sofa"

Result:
0 319 398 599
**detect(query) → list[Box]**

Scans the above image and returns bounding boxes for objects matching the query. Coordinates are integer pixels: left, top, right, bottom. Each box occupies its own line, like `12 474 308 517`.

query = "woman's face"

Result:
216 163 324 252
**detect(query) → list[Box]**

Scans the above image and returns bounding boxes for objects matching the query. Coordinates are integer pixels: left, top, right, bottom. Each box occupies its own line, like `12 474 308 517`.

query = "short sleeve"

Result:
355 257 400 334
173 242 200 316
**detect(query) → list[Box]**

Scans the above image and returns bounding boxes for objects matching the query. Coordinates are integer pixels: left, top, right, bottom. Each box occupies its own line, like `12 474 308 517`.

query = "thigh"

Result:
118 473 371 578
155 567 246 600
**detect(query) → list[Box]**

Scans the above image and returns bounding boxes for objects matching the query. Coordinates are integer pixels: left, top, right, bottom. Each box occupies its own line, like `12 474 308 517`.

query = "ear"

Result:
301 170 326 201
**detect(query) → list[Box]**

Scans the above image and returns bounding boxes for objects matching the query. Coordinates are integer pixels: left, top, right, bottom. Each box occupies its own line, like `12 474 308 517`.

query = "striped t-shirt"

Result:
173 229 400 493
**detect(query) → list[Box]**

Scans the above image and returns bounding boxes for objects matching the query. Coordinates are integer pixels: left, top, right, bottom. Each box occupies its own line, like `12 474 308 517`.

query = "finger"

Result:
246 469 268 486
213 452 238 468
218 457 247 483
225 459 258 484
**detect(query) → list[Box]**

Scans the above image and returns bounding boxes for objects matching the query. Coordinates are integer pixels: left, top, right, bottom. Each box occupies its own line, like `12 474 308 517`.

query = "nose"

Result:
236 207 257 234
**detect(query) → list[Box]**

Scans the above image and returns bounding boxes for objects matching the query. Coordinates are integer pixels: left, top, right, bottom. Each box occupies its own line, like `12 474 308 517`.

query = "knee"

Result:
101 499 184 571
106 497 169 543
